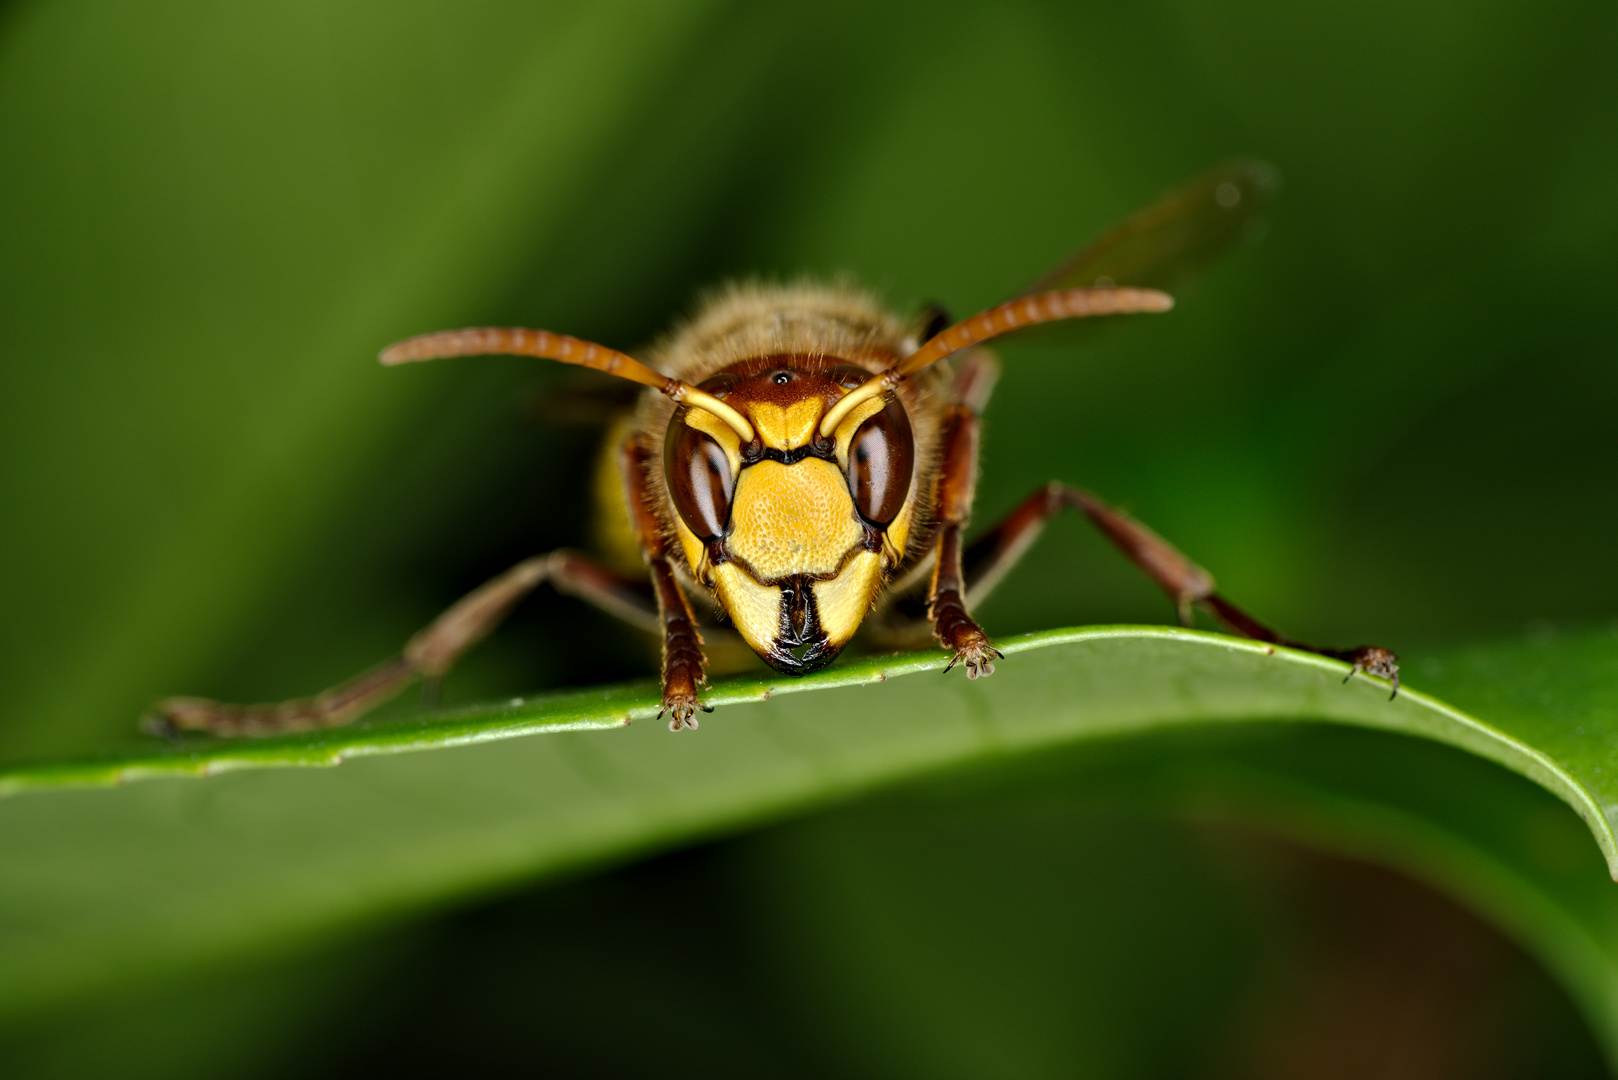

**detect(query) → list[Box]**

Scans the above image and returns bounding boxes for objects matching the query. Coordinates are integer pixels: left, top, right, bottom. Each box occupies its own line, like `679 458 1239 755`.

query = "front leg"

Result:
647 557 709 730
926 401 1002 678
621 435 710 730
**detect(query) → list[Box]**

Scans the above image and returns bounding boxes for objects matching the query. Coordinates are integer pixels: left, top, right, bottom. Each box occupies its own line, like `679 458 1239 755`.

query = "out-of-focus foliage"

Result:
1 0 1614 1075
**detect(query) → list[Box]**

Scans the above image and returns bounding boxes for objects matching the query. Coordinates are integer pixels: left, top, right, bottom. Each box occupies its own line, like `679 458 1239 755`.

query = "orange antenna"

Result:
819 286 1173 437
381 327 754 442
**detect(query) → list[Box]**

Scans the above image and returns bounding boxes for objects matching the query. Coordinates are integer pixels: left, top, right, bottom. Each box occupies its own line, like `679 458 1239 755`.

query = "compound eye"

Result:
664 417 735 541
847 395 914 526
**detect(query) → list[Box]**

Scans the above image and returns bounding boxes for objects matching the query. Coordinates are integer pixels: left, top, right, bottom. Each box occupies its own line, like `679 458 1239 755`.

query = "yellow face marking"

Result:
748 397 825 451
882 493 915 568
831 395 886 466
725 459 863 582
710 562 786 659
671 514 711 586
683 406 742 476
812 550 884 648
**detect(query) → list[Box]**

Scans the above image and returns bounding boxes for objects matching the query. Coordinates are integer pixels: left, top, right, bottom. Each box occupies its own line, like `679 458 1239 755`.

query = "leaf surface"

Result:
4 625 1618 1059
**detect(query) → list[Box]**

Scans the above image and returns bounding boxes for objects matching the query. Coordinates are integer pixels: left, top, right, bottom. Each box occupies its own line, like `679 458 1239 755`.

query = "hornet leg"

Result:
145 550 659 737
620 434 710 730
959 482 1400 696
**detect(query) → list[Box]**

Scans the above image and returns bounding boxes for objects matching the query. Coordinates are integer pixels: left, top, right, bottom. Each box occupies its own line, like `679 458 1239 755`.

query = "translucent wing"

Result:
823 163 1275 423
1018 158 1279 298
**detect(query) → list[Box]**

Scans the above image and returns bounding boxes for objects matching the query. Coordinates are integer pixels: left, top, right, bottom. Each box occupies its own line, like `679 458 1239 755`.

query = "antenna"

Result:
381 327 755 443
819 287 1173 437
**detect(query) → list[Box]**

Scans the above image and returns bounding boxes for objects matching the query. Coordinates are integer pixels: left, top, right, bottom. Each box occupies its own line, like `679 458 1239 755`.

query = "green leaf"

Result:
737 724 1617 1077
4 624 1618 1063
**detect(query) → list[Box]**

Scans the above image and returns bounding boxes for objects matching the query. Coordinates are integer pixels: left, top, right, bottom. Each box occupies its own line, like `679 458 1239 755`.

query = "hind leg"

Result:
960 482 1400 695
146 550 658 737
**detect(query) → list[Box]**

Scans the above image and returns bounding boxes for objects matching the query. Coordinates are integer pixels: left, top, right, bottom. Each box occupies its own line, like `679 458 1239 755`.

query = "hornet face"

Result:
151 170 1229 738
664 360 918 674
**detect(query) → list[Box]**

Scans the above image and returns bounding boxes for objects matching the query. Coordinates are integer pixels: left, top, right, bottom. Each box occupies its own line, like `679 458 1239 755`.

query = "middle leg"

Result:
959 483 1400 695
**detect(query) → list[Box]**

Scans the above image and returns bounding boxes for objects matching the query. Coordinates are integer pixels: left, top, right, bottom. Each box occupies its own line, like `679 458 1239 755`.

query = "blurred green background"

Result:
1 0 1615 1075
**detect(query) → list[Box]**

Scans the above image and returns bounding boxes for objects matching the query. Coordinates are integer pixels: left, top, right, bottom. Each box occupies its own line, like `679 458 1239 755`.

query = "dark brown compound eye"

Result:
847 395 914 526
664 414 735 541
